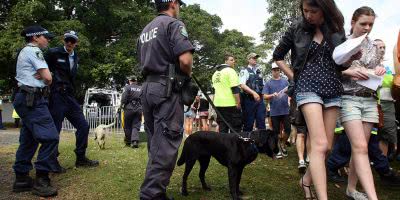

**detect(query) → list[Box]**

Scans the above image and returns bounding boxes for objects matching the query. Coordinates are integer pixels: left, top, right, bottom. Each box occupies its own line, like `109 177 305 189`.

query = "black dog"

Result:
177 130 277 200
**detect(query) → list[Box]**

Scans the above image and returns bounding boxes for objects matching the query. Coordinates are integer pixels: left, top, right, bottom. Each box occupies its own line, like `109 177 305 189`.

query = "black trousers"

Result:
216 106 242 133
123 109 142 144
271 115 291 138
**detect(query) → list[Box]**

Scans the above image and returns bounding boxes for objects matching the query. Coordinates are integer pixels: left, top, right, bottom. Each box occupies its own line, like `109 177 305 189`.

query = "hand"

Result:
348 68 369 81
272 92 278 98
236 103 241 110
350 51 363 61
253 93 261 102
375 66 386 76
33 73 42 80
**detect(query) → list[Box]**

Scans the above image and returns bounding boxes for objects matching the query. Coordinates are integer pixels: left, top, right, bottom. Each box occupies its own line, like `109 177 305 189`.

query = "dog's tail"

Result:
102 122 116 129
177 140 188 166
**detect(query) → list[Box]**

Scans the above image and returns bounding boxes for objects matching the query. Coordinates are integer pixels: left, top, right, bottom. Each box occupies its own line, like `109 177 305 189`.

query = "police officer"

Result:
45 30 99 170
137 0 194 199
121 75 142 148
12 25 58 197
239 53 266 132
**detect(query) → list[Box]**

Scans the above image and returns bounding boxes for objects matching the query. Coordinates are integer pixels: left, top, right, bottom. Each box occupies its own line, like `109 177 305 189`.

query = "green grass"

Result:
0 132 399 200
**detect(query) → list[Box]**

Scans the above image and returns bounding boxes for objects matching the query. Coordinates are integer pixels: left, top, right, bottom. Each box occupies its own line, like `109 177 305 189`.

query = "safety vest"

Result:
245 68 264 94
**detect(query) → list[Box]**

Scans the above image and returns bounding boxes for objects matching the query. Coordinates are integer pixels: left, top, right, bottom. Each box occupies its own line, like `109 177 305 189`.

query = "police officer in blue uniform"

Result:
45 30 99 170
239 53 266 132
12 25 58 197
121 75 142 148
137 0 194 199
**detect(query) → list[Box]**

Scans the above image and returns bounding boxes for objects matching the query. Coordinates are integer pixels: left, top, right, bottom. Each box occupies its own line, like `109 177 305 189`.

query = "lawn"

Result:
0 132 399 200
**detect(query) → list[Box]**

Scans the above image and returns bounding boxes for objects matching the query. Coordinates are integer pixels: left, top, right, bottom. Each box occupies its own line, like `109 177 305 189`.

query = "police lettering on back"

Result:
140 27 158 44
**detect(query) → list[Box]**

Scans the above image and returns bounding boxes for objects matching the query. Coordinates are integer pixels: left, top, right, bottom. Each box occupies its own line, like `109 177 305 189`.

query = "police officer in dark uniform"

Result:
137 0 194 199
45 30 99 170
239 53 266 132
121 75 142 148
13 25 58 197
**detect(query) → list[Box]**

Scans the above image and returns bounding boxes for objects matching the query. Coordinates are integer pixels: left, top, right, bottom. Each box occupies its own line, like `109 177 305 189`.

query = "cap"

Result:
64 30 79 41
247 53 260 60
271 63 279 69
128 75 137 81
155 0 185 6
21 25 54 39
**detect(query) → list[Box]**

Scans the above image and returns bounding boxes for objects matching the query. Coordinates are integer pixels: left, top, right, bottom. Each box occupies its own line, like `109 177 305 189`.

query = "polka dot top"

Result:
295 41 343 98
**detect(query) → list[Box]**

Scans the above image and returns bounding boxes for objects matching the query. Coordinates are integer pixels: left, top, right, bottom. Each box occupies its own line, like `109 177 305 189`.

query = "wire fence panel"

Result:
61 106 124 134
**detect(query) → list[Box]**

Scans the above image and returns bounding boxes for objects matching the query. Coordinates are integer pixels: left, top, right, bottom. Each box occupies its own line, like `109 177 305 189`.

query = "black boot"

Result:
32 171 58 197
76 156 99 168
13 173 33 193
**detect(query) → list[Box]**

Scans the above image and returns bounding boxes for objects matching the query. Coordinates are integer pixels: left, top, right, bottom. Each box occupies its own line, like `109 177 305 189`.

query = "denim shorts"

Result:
340 95 378 123
295 92 341 108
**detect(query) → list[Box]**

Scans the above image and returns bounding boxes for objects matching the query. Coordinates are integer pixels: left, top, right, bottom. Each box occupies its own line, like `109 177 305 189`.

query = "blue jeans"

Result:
327 133 391 175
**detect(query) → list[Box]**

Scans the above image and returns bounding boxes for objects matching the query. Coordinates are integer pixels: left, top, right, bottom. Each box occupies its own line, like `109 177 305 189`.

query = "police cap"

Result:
155 0 186 6
21 25 54 39
64 30 79 41
128 75 137 81
247 53 260 60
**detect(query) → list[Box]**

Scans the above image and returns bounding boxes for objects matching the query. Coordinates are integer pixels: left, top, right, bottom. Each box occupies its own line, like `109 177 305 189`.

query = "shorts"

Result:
184 109 195 118
378 101 397 144
340 95 378 124
296 92 341 108
199 111 209 118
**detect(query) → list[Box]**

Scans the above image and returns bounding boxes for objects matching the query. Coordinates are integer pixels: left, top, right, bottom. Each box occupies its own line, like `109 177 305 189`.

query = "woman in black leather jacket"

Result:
273 0 347 199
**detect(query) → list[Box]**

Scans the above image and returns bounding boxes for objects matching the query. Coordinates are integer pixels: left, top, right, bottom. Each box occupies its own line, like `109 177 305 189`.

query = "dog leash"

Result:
191 74 252 141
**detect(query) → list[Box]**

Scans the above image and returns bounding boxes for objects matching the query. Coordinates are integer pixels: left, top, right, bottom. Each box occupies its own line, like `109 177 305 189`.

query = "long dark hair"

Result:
350 6 376 34
300 0 344 33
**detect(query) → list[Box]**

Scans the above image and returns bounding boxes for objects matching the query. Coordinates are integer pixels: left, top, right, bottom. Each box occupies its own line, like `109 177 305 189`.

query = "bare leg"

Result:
297 133 306 161
300 104 337 200
344 121 378 200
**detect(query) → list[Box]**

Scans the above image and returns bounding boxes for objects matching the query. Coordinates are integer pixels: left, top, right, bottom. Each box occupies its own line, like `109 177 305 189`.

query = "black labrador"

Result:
177 129 277 200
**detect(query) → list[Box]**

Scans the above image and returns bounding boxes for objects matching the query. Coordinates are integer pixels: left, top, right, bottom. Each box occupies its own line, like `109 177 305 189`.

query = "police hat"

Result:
64 30 79 41
21 25 54 39
128 75 137 81
155 0 186 6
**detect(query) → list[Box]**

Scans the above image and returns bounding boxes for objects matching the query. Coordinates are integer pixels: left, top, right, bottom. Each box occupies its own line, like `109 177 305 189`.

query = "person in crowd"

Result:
0 99 6 130
46 30 99 172
273 0 347 199
212 54 242 133
207 93 219 132
375 39 398 159
121 75 142 148
327 128 400 187
183 104 195 136
339 6 386 200
263 63 290 159
12 109 21 128
197 95 209 131
137 0 194 199
13 25 58 197
239 53 265 132
296 125 308 173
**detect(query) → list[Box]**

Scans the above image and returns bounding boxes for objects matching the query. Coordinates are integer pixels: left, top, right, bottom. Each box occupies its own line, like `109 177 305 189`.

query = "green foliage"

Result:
0 1 258 99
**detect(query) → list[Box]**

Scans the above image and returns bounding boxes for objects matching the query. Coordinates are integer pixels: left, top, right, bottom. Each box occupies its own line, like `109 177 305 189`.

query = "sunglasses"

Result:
64 38 77 44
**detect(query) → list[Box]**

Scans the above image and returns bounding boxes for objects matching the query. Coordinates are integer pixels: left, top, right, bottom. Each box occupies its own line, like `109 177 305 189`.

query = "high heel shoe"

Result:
299 176 318 200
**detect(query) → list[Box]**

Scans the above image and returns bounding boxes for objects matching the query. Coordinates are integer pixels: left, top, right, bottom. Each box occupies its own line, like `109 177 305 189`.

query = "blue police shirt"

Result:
15 43 48 88
262 78 289 116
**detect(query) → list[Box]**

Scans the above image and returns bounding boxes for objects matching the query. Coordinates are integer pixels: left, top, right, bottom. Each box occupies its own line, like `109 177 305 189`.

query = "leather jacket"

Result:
272 19 347 78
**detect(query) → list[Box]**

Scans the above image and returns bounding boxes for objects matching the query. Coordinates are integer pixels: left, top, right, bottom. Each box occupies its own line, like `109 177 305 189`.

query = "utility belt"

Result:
343 91 376 98
144 64 198 106
53 84 73 94
18 85 50 107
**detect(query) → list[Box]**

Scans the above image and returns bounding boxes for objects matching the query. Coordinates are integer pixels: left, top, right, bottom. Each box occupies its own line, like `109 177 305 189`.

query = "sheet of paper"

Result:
356 72 383 91
333 33 367 65
276 86 288 99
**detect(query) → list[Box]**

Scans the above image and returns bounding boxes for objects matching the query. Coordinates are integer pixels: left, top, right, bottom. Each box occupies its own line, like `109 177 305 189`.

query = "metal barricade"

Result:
61 106 124 134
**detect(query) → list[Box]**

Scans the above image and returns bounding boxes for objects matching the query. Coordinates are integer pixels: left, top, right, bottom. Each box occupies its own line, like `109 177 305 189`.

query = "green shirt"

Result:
212 65 240 107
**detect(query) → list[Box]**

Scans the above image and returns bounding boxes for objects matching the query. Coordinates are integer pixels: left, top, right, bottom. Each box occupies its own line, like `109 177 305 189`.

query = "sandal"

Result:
299 176 318 200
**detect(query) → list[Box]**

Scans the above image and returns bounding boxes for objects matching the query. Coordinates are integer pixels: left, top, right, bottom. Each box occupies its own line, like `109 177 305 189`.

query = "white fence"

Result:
61 106 124 134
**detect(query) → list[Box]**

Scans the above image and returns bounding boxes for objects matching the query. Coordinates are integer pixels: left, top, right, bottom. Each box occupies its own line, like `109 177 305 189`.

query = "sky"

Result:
184 0 400 67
